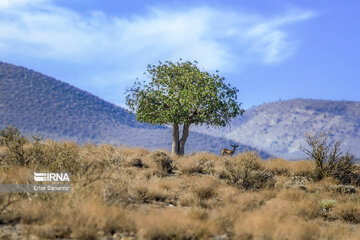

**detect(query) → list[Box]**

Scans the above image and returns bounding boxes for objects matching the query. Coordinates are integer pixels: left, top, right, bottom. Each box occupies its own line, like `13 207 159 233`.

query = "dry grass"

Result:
264 158 314 177
0 140 360 239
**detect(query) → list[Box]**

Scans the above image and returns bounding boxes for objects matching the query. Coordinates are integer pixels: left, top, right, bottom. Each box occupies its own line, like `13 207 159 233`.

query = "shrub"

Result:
331 185 356 194
193 180 218 201
320 199 337 210
335 203 360 224
179 158 214 175
133 186 167 203
0 126 28 166
291 160 314 177
0 126 82 174
302 132 359 185
28 141 81 173
194 185 217 201
102 175 132 205
330 153 357 185
125 157 148 168
263 158 291 176
150 151 175 176
221 152 274 190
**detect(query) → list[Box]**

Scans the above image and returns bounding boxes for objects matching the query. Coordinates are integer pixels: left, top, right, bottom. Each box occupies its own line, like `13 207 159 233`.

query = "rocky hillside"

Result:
0 61 269 157
192 99 360 159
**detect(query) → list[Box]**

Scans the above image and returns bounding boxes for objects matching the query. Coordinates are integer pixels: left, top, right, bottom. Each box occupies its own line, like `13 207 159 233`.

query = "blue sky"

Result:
0 0 359 109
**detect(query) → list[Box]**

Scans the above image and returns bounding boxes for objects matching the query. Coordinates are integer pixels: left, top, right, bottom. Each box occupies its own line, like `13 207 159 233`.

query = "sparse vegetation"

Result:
221 152 275 190
150 150 176 176
0 126 28 165
302 132 360 185
0 127 359 239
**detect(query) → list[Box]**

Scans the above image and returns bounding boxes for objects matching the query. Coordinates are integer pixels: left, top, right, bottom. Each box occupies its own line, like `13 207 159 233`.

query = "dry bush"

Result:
194 184 217 201
296 197 321 220
235 194 266 212
177 176 220 208
178 191 195 207
150 151 175 176
0 167 33 184
18 200 55 225
221 191 267 213
74 160 114 188
119 146 151 158
178 154 215 175
124 177 182 205
135 208 213 240
158 178 182 192
291 160 315 177
264 158 315 178
302 132 359 185
278 189 308 202
2 137 360 240
0 194 21 224
0 147 5 166
191 177 220 208
0 126 28 166
330 185 357 194
80 144 123 168
275 190 321 220
335 202 360 224
211 205 243 236
22 140 82 175
133 185 168 204
220 152 275 190
0 127 83 174
264 158 291 176
125 157 148 168
102 174 132 205
234 214 322 240
30 198 136 239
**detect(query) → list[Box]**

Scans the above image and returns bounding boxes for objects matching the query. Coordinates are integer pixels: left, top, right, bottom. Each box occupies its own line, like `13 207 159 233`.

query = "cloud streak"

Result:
0 0 316 104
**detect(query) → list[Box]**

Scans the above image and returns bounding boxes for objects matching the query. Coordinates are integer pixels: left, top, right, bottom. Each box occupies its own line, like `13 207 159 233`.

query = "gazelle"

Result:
221 144 239 156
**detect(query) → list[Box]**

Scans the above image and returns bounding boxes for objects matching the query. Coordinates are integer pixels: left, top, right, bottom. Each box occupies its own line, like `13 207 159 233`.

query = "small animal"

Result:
221 144 239 156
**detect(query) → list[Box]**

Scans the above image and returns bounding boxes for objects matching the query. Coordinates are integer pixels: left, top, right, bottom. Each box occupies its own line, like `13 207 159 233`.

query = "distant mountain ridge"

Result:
192 99 360 159
0 61 270 157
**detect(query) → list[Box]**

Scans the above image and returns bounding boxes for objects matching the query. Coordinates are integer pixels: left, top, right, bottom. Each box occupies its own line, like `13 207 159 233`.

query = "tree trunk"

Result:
172 123 180 155
179 123 190 156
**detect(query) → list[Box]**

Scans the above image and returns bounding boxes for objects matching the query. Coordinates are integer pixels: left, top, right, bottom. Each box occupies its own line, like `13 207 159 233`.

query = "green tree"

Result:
126 60 245 156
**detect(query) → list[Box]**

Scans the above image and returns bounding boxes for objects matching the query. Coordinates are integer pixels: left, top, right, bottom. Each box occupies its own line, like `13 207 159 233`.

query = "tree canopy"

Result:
126 60 244 126
126 60 244 155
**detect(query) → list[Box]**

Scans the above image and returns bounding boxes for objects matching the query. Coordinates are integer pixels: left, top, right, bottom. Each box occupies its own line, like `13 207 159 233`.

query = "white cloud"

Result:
0 0 47 9
245 10 316 63
0 0 316 104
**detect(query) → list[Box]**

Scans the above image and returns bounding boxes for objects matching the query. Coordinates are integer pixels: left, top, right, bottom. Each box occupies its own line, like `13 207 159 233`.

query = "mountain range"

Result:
0 61 268 157
1 61 359 159
192 99 360 159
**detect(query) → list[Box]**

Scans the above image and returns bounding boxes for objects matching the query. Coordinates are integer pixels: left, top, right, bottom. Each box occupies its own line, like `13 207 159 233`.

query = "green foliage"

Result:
126 60 244 127
0 125 28 165
320 199 337 210
302 132 359 185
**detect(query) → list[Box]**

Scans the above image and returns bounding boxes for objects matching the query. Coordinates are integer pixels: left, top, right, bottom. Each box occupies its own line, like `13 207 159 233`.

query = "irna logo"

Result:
34 172 71 182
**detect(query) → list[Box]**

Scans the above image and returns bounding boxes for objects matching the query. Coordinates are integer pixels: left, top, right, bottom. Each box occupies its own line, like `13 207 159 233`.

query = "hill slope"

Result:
192 99 360 159
0 61 269 157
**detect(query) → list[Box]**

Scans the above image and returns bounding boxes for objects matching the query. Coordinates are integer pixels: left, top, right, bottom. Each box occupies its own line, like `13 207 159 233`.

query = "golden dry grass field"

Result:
0 141 360 240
